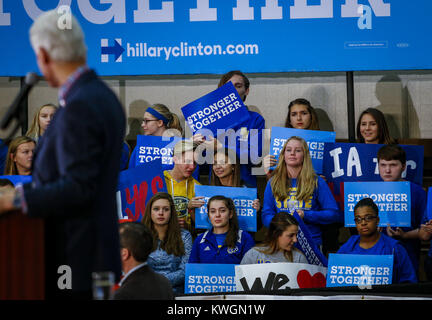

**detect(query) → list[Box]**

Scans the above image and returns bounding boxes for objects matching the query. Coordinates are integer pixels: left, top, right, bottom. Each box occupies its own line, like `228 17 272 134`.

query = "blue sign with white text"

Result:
327 253 393 287
344 181 411 227
117 161 167 222
323 143 423 185
269 127 336 174
185 263 236 294
181 82 250 136
1 2 431 76
131 135 180 168
0 175 32 186
194 184 257 232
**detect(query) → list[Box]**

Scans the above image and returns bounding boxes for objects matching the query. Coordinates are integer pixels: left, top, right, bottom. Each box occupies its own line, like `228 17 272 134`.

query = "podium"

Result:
0 211 45 300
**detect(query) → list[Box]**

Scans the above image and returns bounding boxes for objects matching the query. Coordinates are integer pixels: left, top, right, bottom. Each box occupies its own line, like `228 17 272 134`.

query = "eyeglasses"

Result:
142 119 159 125
354 215 378 224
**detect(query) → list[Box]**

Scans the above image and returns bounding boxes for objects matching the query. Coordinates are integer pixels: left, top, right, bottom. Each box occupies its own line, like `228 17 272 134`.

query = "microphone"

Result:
0 72 39 130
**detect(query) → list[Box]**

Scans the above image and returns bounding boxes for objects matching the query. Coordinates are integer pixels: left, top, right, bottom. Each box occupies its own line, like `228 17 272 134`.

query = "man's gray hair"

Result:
30 9 87 62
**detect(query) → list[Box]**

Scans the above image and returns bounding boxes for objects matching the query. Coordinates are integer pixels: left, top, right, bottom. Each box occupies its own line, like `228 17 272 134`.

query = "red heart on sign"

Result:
296 270 326 288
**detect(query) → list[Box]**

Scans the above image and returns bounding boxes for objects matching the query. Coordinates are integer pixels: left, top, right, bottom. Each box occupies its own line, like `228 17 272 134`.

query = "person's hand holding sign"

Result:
183 196 205 229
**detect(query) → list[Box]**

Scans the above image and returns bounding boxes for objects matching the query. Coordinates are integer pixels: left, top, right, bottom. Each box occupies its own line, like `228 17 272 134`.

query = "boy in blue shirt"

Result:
338 197 417 284
377 144 426 273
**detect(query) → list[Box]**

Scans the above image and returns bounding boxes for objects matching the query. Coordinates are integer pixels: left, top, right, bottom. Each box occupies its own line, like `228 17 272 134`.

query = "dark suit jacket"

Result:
114 265 174 300
23 69 125 295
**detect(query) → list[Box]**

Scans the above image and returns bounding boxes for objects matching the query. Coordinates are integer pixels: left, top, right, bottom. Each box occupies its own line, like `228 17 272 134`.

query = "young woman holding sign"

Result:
337 197 417 284
263 98 320 174
142 192 192 295
261 136 341 249
188 195 255 264
241 212 307 264
128 103 183 169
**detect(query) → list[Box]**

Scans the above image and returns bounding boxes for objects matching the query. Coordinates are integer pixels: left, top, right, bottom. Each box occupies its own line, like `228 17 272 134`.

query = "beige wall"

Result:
1 70 431 141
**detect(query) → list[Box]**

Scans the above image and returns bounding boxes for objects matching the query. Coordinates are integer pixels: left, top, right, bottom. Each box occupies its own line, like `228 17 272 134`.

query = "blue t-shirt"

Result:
383 182 426 272
262 176 341 246
337 234 417 284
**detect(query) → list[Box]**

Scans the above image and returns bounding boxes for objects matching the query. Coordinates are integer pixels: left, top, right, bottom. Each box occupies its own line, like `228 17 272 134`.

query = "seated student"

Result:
356 108 396 144
338 198 417 284
4 136 36 176
241 212 307 264
114 222 174 300
189 195 255 264
164 139 204 233
264 98 320 173
141 192 192 295
262 136 341 249
0 178 14 190
26 103 58 142
377 144 426 273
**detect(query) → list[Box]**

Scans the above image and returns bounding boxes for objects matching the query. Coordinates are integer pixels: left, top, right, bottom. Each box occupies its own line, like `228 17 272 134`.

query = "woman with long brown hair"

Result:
188 195 255 264
142 192 192 294
241 212 307 264
261 136 340 249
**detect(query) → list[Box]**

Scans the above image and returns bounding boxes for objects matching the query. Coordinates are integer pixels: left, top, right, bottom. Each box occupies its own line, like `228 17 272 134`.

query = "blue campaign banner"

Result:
185 263 236 294
117 161 167 222
181 82 250 136
326 253 393 287
194 184 257 232
0 175 32 186
269 127 336 174
293 211 328 267
322 143 423 185
132 135 180 168
1 2 432 76
344 181 411 227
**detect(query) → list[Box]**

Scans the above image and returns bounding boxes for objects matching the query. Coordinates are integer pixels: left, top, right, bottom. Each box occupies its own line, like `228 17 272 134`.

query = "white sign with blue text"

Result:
194 185 257 232
344 181 411 227
185 263 236 294
269 127 336 174
326 253 393 287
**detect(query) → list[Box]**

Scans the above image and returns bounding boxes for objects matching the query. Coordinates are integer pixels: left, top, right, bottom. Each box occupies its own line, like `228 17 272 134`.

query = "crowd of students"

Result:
1 70 431 299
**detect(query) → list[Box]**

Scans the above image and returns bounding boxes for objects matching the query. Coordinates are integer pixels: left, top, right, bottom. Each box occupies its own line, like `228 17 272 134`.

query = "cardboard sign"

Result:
344 181 411 227
269 127 336 174
326 253 393 287
181 82 250 136
235 262 327 291
322 143 423 185
194 185 257 232
185 263 236 294
116 161 167 222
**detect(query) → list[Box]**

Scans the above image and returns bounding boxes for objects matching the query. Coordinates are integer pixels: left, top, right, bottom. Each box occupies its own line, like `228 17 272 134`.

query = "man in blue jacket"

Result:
0 10 125 299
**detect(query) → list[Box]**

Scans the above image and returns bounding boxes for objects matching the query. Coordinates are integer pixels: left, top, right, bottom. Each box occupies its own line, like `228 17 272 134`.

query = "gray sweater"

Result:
240 246 308 265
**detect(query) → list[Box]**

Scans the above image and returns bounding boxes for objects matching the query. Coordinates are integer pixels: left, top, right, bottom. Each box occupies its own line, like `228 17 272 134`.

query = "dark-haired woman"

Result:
188 195 255 264
241 212 307 264
142 192 192 294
